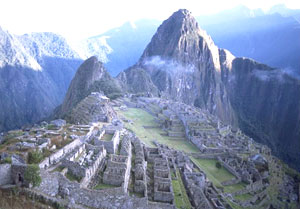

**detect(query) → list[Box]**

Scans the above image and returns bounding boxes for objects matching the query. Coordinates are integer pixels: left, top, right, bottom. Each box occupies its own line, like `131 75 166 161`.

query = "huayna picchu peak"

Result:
0 6 300 209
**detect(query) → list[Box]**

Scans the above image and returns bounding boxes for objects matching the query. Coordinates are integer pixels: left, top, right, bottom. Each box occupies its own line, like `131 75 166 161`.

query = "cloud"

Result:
253 67 300 82
142 56 196 73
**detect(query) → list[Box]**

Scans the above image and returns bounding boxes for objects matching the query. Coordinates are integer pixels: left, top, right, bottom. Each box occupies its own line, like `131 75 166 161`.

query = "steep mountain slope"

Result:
118 9 300 170
58 56 122 117
0 27 82 132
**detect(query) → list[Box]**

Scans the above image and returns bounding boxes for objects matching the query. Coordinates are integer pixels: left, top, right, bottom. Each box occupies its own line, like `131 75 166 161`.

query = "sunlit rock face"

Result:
117 9 300 170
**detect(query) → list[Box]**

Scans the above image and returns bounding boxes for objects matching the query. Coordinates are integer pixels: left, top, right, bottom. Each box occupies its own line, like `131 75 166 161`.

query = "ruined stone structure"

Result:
0 164 13 185
103 154 131 191
94 128 120 154
153 157 174 204
132 135 147 196
62 143 107 186
68 92 116 124
39 138 83 169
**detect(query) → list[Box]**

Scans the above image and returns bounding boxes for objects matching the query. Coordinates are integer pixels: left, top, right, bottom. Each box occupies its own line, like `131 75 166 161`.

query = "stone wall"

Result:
94 129 120 154
132 135 147 196
103 154 131 192
35 171 151 209
39 138 82 169
11 164 27 186
62 143 107 187
152 157 174 204
0 164 13 185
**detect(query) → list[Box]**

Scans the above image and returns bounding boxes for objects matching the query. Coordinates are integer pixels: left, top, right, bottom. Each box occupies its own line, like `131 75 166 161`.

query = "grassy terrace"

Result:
101 133 114 141
94 182 117 190
191 158 234 188
116 108 199 153
66 172 82 183
172 170 193 209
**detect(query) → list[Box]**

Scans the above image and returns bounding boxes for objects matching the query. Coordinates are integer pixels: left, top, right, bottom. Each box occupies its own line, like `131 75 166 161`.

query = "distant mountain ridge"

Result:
198 7 300 71
0 27 82 132
74 19 161 76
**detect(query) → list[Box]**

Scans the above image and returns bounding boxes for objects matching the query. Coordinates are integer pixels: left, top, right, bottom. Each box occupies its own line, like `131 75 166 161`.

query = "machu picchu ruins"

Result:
0 93 300 209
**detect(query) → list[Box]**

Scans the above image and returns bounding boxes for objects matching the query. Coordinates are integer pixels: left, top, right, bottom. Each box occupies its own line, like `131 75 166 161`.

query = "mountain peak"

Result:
59 56 122 117
139 9 220 70
172 9 192 18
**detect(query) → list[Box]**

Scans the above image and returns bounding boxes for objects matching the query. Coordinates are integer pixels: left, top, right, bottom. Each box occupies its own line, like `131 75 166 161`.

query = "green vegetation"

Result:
216 161 222 169
42 148 52 158
172 170 192 209
225 198 246 209
46 124 57 130
0 156 12 164
24 164 41 187
27 150 43 164
101 134 113 141
4 130 23 141
117 108 199 153
65 172 82 182
94 182 116 190
90 76 123 100
51 166 65 173
234 193 253 201
223 182 247 193
191 158 234 187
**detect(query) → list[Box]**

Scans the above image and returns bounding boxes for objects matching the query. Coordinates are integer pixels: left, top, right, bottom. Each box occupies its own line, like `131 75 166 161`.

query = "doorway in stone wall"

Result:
17 173 23 185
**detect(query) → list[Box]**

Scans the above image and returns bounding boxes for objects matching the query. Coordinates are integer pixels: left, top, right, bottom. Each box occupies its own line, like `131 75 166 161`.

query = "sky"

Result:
0 0 300 41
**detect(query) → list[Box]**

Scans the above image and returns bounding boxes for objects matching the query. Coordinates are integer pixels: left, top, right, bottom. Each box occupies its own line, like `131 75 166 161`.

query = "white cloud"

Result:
0 0 299 41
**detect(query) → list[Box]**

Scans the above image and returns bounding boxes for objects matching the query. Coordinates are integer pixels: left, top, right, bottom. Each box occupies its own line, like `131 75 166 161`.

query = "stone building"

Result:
94 128 120 154
132 135 147 196
62 143 106 186
103 154 131 192
153 157 174 204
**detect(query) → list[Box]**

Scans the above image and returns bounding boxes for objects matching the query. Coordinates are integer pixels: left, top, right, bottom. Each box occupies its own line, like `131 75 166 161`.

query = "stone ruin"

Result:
103 154 131 191
62 143 107 186
153 157 174 204
94 128 120 154
69 92 116 124
132 135 147 196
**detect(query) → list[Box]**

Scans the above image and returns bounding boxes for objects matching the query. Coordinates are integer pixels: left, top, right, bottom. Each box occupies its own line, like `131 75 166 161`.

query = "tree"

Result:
28 150 43 164
24 164 41 187
216 161 222 169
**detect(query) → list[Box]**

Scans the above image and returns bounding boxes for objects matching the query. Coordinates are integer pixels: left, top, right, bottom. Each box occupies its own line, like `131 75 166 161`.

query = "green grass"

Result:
51 166 65 173
101 134 113 141
66 172 82 182
117 108 199 153
234 193 253 201
191 158 234 188
172 170 193 209
225 198 246 209
224 182 247 193
94 183 116 190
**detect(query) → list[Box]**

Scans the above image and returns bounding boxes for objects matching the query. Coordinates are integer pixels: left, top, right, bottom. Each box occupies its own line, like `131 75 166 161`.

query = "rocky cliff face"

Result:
224 57 300 170
58 56 122 117
117 9 300 170
0 27 82 132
